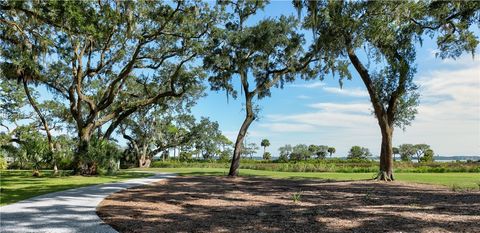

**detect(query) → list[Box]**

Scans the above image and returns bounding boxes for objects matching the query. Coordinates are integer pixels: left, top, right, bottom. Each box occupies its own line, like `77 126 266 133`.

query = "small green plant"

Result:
292 191 302 203
451 184 460 192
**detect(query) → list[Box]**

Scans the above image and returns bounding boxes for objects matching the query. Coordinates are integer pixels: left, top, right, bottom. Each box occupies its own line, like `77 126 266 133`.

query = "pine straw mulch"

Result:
97 176 480 233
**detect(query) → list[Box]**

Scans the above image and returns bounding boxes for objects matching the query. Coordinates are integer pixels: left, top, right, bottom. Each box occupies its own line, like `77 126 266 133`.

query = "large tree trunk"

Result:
23 80 58 173
229 95 254 177
73 127 97 175
377 121 395 181
138 155 151 168
347 47 398 182
137 145 151 168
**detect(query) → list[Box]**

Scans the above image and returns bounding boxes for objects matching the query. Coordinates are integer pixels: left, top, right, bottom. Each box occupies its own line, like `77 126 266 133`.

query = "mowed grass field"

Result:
0 170 152 206
132 167 480 190
1 168 479 206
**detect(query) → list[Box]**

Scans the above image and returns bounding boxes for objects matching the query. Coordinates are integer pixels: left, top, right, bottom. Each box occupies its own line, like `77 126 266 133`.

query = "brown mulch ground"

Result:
97 176 480 233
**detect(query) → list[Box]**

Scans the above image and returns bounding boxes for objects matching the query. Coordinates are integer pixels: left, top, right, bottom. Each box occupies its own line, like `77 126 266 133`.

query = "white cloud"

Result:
290 81 325 88
265 102 377 135
258 123 316 133
308 102 371 114
322 87 369 97
290 80 368 98
440 54 478 65
395 60 480 155
258 57 480 156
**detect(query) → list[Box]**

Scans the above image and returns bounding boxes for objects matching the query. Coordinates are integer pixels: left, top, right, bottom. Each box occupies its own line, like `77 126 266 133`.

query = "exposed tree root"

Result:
374 171 395 181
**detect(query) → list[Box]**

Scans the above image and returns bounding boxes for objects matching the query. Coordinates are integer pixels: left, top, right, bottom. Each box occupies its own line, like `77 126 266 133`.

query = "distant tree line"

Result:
276 144 337 162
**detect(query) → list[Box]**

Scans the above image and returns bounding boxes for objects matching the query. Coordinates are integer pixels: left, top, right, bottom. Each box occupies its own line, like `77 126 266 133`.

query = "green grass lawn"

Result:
0 170 152 206
133 167 480 190
1 168 478 206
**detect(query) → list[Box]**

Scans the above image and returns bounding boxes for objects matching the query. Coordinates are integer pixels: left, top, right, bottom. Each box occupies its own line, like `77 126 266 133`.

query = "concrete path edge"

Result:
0 172 176 233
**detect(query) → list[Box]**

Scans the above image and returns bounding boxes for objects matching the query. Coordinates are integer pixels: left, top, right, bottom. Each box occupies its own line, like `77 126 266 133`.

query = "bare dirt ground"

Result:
97 176 480 233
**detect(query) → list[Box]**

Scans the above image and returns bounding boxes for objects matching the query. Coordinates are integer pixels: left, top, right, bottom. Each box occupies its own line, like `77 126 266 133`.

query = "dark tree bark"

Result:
378 121 394 180
227 59 312 177
347 47 401 181
229 98 254 176
229 72 255 177
73 127 96 175
23 80 58 174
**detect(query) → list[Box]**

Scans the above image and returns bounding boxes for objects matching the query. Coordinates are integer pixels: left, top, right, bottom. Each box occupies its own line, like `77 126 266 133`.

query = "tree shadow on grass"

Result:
98 176 480 233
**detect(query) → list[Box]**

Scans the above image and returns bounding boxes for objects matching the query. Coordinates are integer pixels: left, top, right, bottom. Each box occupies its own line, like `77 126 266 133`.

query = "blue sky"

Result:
3 1 478 158
191 1 480 157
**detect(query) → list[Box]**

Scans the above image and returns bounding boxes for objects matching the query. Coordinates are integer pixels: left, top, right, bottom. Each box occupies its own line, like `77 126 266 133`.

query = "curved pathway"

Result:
0 173 175 233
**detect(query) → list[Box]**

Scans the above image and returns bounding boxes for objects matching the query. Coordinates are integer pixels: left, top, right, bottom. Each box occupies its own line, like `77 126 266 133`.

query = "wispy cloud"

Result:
290 81 368 98
395 60 480 155
258 123 316 133
290 81 325 88
266 102 375 129
308 102 371 114
323 87 369 97
258 56 480 156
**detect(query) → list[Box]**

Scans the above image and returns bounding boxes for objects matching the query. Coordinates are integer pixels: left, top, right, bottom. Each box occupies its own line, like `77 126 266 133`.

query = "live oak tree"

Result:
327 147 336 158
204 0 317 176
290 144 310 161
0 78 27 134
0 77 63 173
420 149 434 163
347 146 372 160
119 80 201 167
278 144 292 162
413 144 431 163
191 117 228 159
397 143 432 163
308 144 328 159
119 107 189 168
295 0 479 180
0 79 27 167
399 144 416 162
244 143 259 159
0 1 218 174
0 78 26 139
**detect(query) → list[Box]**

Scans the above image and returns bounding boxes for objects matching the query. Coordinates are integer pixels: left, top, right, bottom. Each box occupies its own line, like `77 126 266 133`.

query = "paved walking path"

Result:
0 173 175 233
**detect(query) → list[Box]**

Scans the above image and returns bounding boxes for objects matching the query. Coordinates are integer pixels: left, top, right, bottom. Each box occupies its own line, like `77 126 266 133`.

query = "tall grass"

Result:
150 159 480 173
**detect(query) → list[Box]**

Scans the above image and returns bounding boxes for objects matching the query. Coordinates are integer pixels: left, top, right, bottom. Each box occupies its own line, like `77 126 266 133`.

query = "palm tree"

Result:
260 139 270 155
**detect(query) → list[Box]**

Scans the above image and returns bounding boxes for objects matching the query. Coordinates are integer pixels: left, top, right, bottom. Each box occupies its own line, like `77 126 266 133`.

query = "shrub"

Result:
83 138 122 175
218 150 231 162
263 152 272 161
0 156 7 170
179 152 193 162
